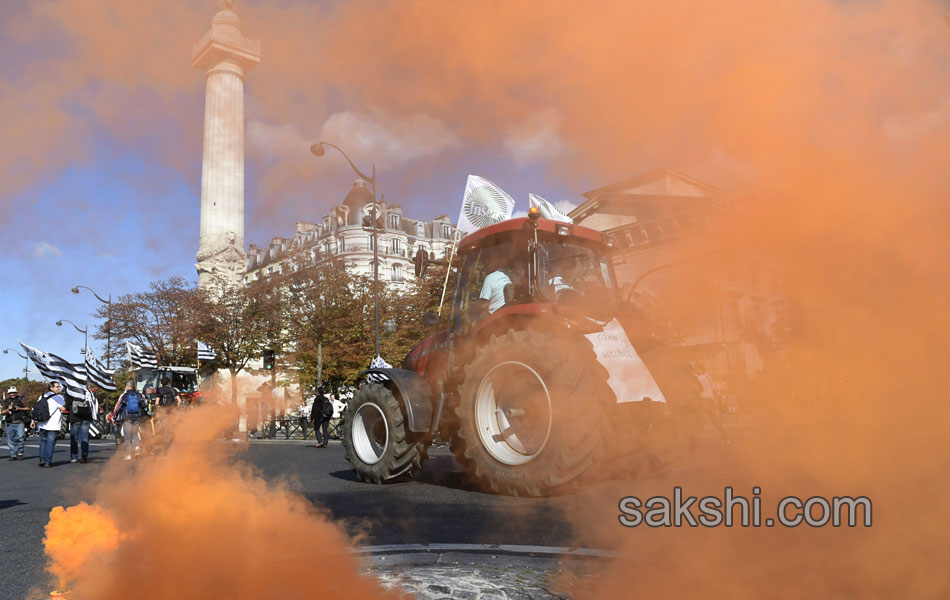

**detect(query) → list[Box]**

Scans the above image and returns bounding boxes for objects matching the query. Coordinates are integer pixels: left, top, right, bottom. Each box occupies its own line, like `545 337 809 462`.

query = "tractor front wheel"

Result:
342 383 427 484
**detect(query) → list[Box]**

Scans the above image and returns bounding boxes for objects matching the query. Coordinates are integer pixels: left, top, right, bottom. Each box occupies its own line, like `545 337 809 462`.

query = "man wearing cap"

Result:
37 381 67 468
2 386 29 460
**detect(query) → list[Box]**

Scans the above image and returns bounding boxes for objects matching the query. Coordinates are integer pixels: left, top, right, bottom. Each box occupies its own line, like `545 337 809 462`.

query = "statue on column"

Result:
218 0 237 10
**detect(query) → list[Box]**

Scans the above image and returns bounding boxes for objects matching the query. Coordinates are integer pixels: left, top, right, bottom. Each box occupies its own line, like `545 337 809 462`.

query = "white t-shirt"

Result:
479 270 512 314
697 373 715 400
40 393 66 431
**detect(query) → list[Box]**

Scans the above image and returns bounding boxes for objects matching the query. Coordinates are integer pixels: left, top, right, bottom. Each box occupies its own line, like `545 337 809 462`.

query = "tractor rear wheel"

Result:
343 383 427 484
452 329 612 496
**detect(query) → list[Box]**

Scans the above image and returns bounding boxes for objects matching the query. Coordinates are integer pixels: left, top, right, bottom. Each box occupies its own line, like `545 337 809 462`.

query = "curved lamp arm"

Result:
71 285 110 305
56 319 87 335
310 141 375 191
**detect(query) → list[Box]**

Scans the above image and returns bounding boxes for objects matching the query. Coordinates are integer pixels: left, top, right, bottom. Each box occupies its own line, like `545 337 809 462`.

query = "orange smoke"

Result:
42 403 397 599
44 503 121 591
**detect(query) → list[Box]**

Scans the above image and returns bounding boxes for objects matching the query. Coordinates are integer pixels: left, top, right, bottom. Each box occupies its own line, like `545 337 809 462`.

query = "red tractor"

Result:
343 211 695 496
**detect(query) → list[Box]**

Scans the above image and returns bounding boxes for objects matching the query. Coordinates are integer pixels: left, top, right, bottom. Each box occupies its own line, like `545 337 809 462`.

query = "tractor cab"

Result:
451 216 618 334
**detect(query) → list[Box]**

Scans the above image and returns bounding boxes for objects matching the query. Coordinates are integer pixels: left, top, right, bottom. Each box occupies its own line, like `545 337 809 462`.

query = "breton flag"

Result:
456 175 516 236
366 355 393 384
19 341 87 400
197 341 217 362
127 342 158 369
528 193 573 224
84 347 116 392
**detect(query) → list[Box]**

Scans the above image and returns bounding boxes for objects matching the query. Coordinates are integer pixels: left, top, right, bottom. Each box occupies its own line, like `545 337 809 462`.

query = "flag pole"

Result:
437 229 461 316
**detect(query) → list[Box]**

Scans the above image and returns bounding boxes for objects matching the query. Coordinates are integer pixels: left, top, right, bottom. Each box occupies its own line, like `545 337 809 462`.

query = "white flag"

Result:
528 194 573 224
456 175 516 235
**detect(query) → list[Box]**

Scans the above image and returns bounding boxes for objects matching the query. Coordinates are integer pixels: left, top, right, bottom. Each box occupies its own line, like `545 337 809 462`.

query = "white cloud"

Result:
502 108 570 167
32 241 62 258
319 109 460 167
247 108 459 171
247 121 311 162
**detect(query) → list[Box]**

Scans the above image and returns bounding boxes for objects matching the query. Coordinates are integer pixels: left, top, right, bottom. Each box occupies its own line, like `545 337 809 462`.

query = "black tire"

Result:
342 383 427 484
452 329 612 497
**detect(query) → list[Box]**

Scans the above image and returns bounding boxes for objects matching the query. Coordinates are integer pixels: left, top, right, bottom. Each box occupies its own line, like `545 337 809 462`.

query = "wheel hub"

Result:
352 402 389 465
475 361 552 465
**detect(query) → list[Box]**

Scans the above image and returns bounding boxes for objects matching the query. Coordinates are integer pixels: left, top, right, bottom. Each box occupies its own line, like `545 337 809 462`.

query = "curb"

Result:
352 544 616 570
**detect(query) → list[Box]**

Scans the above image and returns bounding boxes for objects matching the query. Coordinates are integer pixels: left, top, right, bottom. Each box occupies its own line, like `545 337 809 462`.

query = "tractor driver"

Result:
477 253 517 315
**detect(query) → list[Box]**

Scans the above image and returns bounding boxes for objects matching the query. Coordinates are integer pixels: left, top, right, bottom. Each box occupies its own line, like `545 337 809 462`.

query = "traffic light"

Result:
262 349 275 371
414 247 429 278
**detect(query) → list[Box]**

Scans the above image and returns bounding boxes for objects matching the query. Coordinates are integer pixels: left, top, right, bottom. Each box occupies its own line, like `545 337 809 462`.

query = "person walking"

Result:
67 386 98 464
113 381 144 460
3 386 29 460
693 363 729 444
36 381 67 468
311 387 332 448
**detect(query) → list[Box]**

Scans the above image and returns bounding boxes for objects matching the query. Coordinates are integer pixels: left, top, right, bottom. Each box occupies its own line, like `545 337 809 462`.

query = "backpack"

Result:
71 399 93 420
31 393 52 422
320 396 334 420
125 392 142 416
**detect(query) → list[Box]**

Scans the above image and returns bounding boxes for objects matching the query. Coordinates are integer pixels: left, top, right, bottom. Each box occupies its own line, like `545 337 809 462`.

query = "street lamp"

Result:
72 285 112 369
56 319 88 355
2 348 29 390
310 141 383 358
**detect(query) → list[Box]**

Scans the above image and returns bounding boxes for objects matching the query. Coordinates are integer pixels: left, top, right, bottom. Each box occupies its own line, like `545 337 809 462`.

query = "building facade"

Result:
245 178 457 285
571 168 787 396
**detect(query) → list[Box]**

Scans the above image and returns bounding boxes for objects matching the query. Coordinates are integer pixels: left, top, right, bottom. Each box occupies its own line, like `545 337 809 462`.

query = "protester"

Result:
37 381 67 468
67 386 98 464
693 363 729 444
157 377 181 410
2 386 29 460
113 381 145 460
311 387 332 448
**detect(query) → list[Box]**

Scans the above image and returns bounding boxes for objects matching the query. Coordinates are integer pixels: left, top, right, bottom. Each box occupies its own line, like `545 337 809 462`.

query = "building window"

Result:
390 238 401 255
323 217 331 231
441 223 452 238
324 242 330 255
339 237 346 253
391 264 403 282
389 214 400 229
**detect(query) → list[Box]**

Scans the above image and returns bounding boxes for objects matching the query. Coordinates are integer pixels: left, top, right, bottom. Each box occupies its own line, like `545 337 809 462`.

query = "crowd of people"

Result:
1 377 185 467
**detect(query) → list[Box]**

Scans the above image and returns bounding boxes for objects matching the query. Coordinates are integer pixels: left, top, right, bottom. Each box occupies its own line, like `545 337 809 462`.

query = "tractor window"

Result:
454 244 526 330
537 241 615 305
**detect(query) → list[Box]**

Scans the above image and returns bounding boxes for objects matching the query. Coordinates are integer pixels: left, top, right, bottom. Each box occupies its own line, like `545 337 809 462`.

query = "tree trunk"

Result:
230 367 238 408
317 340 322 388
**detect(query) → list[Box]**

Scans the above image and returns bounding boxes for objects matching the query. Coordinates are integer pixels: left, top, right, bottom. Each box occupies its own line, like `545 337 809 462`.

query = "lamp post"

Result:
310 141 382 357
72 285 112 368
2 348 29 390
56 319 88 355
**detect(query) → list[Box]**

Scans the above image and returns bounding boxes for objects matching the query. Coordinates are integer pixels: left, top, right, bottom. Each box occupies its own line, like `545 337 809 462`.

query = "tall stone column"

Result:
193 0 261 288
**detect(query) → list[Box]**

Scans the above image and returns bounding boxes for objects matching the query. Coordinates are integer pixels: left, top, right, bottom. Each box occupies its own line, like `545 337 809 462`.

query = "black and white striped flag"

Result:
127 342 158 369
84 347 116 392
367 355 393 383
19 341 87 400
197 341 217 362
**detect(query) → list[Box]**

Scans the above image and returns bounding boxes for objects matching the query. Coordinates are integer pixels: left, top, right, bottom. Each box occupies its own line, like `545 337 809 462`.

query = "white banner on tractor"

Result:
456 175 516 235
584 319 666 404
528 193 573 224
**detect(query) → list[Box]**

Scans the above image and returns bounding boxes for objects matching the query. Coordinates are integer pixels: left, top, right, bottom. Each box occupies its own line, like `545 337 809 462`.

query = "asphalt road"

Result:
0 435 608 599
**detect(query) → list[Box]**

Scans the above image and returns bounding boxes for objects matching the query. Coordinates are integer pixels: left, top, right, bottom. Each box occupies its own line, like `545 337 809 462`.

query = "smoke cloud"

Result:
41 403 396 599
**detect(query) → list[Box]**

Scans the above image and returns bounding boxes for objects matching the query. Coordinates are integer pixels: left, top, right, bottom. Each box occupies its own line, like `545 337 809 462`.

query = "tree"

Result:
185 276 275 408
276 251 363 391
92 277 196 366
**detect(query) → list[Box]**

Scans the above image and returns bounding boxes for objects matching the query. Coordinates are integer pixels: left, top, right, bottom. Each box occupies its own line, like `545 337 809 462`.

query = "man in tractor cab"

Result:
477 252 518 315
